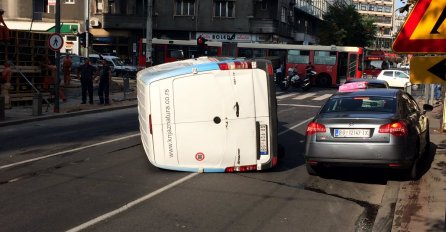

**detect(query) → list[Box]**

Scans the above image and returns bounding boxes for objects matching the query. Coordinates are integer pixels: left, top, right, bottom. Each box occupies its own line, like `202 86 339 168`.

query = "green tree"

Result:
318 1 377 47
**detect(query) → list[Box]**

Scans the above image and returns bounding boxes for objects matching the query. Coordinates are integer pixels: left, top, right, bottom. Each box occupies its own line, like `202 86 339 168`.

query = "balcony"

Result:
100 14 146 30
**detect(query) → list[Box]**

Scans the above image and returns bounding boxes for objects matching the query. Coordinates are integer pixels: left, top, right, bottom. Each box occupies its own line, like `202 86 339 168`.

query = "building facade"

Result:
2 0 357 62
352 0 394 51
0 0 86 54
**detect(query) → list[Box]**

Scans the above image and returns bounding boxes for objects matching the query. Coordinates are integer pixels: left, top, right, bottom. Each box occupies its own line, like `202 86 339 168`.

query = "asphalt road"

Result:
0 88 400 232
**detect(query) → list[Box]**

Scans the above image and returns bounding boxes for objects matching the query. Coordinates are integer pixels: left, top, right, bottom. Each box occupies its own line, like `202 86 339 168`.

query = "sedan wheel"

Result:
405 144 421 180
306 163 319 176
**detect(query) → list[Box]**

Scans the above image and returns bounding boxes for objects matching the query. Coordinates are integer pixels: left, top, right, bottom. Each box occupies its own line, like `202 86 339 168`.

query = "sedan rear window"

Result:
321 96 396 113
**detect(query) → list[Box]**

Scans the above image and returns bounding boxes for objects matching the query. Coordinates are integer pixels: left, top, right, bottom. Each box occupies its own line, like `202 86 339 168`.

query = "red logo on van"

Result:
195 152 205 161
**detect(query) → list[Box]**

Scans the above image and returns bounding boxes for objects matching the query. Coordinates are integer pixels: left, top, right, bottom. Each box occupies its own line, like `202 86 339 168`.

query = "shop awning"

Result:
47 23 79 34
5 21 55 31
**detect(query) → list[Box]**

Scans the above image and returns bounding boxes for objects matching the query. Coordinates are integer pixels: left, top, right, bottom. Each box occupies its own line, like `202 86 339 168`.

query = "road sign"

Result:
48 33 64 51
393 0 446 53
410 56 446 84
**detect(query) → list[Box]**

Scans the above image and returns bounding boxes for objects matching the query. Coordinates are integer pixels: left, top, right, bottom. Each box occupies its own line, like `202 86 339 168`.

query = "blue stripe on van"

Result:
154 164 226 173
139 63 221 85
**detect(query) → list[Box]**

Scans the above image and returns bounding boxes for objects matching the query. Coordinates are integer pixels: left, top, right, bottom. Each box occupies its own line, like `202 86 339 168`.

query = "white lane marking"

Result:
278 117 313 136
0 133 141 170
293 93 316 100
66 173 199 232
278 103 320 108
276 93 296 100
312 94 332 101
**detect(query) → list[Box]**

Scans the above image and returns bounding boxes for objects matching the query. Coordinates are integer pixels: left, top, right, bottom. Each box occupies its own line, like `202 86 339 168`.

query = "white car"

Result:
376 69 410 88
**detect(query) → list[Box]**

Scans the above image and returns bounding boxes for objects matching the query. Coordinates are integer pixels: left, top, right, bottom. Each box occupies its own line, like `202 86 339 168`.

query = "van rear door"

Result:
222 69 257 168
173 69 257 169
172 72 231 168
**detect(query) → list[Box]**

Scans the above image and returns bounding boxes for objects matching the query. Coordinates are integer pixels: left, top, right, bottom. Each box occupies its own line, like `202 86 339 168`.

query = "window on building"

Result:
46 0 56 13
175 0 195 16
377 6 383 12
360 4 366 11
96 0 103 13
214 1 235 18
65 0 75 4
281 7 286 23
261 1 267 10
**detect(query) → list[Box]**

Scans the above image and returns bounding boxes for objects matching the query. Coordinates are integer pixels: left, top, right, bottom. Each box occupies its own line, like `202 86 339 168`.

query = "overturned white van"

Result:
137 57 278 172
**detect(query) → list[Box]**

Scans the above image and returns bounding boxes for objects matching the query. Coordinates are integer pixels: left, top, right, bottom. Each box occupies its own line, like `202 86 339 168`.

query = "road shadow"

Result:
266 119 308 173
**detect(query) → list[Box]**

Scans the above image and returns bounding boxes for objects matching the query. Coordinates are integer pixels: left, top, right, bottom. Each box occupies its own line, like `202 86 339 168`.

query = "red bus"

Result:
151 38 222 65
363 50 386 78
363 50 403 78
237 43 364 87
145 39 364 87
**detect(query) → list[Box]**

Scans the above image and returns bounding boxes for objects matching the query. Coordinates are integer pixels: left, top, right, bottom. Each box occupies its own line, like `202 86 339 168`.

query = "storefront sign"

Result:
197 33 252 42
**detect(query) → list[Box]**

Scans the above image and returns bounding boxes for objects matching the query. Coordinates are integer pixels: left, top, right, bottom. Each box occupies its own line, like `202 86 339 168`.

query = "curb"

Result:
0 102 138 128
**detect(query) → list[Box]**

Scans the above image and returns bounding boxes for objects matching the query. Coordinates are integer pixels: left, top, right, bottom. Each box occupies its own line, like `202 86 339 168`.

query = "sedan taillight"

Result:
306 122 326 136
379 121 407 136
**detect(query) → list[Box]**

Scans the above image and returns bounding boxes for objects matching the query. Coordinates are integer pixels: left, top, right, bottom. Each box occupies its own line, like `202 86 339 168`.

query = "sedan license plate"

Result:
334 129 370 138
259 124 268 155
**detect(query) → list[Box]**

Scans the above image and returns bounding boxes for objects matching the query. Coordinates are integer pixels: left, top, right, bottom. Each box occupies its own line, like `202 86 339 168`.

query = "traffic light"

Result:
78 32 94 47
78 32 86 47
196 35 207 56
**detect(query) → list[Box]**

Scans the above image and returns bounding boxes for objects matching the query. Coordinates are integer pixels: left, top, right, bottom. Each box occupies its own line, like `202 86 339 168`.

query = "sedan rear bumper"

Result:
305 142 414 168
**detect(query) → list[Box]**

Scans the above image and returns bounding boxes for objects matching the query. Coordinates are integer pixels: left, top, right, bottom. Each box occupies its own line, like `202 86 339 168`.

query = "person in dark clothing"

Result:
77 58 97 104
97 59 112 105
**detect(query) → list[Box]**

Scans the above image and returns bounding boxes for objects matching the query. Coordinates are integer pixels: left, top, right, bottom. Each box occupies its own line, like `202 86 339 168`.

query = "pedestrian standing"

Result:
434 84 442 101
46 62 66 102
97 59 112 105
62 54 72 86
1 61 11 109
77 58 97 104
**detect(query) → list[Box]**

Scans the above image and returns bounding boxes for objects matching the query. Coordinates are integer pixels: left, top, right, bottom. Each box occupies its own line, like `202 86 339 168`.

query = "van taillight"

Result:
306 122 326 136
379 121 407 136
225 165 257 172
218 61 252 70
267 63 273 77
149 114 153 134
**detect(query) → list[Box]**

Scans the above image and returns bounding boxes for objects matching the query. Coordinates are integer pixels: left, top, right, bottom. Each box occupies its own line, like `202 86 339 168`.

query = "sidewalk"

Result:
0 78 138 127
389 102 446 232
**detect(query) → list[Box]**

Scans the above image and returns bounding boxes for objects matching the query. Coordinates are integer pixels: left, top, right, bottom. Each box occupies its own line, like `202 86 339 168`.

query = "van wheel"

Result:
316 74 331 87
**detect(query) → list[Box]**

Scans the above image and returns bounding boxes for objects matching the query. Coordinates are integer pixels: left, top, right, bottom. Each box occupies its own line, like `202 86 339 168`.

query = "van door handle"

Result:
234 102 239 117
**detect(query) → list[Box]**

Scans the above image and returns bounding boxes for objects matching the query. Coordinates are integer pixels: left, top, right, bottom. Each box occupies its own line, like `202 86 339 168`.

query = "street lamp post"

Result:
84 0 90 57
146 0 152 65
54 0 61 113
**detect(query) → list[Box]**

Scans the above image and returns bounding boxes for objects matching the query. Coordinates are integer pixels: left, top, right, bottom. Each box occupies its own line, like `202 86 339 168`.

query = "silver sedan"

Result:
304 89 433 179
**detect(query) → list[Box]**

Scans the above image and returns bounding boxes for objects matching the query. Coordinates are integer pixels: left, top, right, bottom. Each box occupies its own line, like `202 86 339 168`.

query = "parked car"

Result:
304 88 433 179
343 78 389 89
89 54 138 78
376 69 411 88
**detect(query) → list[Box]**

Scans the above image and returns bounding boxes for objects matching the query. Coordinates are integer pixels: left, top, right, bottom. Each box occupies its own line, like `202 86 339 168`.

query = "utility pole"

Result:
54 0 61 113
146 0 152 64
84 0 90 57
